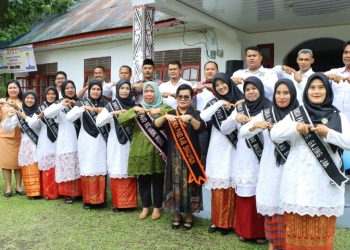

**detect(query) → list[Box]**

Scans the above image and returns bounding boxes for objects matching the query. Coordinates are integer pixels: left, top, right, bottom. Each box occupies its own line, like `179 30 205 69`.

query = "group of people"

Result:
1 41 350 250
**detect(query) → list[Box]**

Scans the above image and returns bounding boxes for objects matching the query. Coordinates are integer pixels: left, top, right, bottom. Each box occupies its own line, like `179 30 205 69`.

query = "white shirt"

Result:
44 102 80 183
66 106 107 176
232 66 278 101
159 77 193 108
270 111 350 217
200 100 236 189
273 66 314 104
325 66 350 121
240 112 284 216
220 109 260 197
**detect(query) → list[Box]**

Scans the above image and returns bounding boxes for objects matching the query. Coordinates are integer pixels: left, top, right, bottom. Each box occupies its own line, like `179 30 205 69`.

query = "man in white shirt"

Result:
273 49 315 103
77 66 112 100
159 60 192 108
325 41 350 120
231 46 278 101
54 71 67 99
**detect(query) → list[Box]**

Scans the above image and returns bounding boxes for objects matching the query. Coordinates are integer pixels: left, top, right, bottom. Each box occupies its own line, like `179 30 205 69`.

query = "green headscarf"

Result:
141 81 163 109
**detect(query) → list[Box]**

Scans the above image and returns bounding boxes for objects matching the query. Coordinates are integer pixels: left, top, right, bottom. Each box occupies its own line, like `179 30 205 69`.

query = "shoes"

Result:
152 208 161 220
139 208 149 220
238 236 247 242
255 239 267 244
15 189 26 195
220 229 230 236
183 221 193 230
83 203 91 210
64 197 73 204
208 225 218 233
171 219 183 229
4 191 12 197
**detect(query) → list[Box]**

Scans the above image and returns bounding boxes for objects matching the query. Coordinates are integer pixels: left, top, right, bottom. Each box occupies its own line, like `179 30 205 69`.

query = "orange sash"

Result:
168 110 207 185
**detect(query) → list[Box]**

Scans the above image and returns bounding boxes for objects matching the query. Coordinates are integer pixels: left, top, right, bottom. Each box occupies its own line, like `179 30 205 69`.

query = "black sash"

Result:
262 107 291 163
39 104 58 143
236 103 264 161
60 99 81 137
17 114 39 145
290 106 348 187
135 107 167 162
109 99 133 143
79 99 109 142
206 98 238 149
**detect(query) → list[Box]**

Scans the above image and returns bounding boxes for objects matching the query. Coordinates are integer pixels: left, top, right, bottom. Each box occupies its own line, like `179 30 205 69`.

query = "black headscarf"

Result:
42 86 59 142
6 80 23 101
303 72 341 152
212 72 244 103
114 80 135 109
106 80 135 144
243 76 272 116
87 80 106 107
272 78 299 165
43 85 59 105
60 80 78 100
60 80 81 137
22 90 39 117
80 80 108 138
273 78 299 121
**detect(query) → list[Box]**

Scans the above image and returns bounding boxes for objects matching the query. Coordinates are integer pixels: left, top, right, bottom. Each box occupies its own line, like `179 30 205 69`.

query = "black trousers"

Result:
138 173 164 208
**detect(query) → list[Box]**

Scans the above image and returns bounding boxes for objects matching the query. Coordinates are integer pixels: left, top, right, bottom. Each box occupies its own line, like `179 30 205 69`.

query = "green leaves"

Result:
0 0 77 42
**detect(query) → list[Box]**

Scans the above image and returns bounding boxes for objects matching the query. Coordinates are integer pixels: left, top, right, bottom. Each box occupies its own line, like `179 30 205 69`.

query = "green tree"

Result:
0 0 76 42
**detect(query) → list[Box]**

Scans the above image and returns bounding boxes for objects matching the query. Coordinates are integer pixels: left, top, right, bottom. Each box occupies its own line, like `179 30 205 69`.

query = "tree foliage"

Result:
0 0 77 42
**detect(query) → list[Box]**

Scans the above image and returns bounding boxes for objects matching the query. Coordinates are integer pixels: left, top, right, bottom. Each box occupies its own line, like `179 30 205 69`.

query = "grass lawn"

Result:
0 178 349 249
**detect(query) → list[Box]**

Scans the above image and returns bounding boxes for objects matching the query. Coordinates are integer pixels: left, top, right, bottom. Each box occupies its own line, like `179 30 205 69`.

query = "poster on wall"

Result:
0 44 37 74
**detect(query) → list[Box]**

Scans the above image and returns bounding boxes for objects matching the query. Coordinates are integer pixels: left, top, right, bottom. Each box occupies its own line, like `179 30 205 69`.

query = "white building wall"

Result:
238 24 350 66
31 29 241 91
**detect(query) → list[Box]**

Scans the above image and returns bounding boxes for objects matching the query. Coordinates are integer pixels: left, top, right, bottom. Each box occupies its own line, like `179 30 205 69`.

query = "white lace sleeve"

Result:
270 115 298 143
239 112 263 139
220 109 237 134
96 108 113 127
326 113 350 150
200 100 223 122
44 102 64 118
2 115 18 132
66 106 84 122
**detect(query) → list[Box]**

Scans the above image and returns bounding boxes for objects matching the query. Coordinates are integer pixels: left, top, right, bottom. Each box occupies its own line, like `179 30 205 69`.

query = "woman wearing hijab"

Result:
3 90 41 199
43 80 82 204
29 85 60 200
240 78 299 250
200 73 243 235
118 81 172 220
271 73 350 250
67 80 108 210
154 84 206 230
96 80 137 211
221 76 271 243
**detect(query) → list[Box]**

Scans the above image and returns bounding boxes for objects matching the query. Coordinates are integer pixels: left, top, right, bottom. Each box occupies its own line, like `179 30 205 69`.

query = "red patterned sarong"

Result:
284 213 335 250
211 188 235 229
110 177 138 209
265 215 285 250
58 178 82 197
81 175 106 205
235 195 265 239
42 167 59 199
21 163 41 197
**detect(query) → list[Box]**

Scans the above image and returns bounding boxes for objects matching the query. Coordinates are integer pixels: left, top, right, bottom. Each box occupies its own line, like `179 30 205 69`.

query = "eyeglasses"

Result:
176 95 191 101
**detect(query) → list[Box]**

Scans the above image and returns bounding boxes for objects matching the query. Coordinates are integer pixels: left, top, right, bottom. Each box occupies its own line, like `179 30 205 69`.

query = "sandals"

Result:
208 225 218 233
64 197 73 204
183 221 193 230
171 215 183 229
